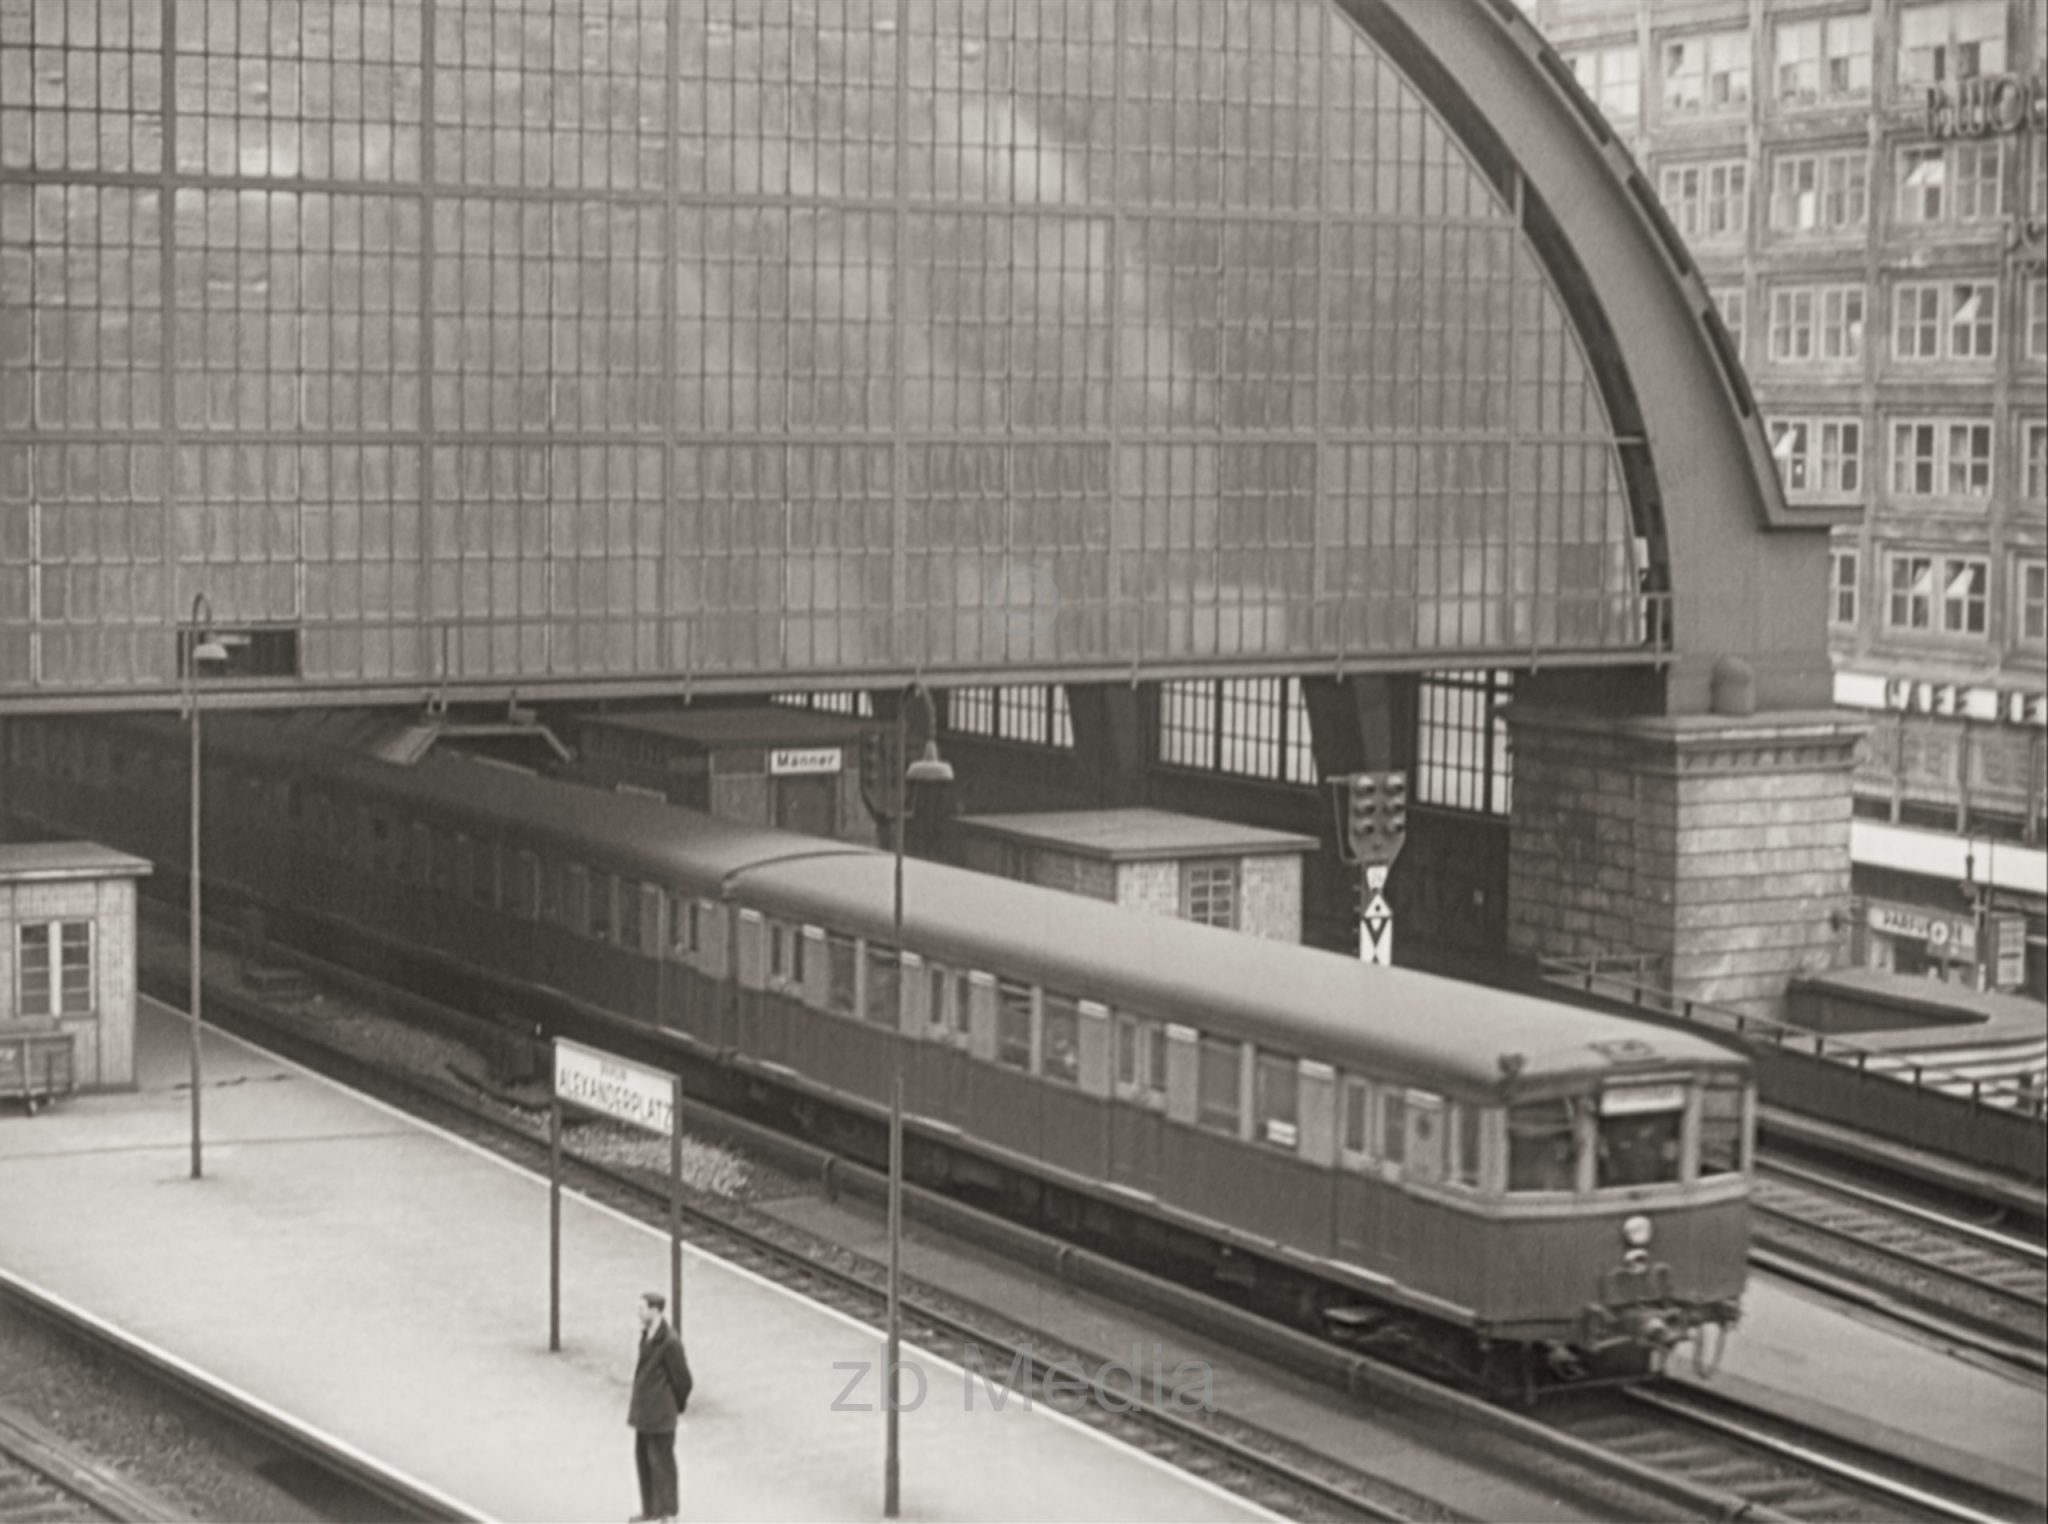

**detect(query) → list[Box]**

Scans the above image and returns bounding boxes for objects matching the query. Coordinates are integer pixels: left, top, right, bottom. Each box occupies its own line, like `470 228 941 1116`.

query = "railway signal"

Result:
1334 771 1407 967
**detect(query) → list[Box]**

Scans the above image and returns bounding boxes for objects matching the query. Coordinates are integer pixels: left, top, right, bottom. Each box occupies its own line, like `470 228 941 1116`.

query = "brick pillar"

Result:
1505 707 1865 1020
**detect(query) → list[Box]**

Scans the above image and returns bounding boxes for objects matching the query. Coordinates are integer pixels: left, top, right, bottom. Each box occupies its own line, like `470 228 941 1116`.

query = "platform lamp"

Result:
183 594 230 1180
886 684 952 1520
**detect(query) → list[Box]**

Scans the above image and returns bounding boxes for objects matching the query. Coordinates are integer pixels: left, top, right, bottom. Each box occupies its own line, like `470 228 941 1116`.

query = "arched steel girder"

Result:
1346 0 1833 714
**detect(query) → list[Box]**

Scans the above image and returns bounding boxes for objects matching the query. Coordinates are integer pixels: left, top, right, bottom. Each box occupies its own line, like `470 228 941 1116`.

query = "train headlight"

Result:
1622 1214 1653 1249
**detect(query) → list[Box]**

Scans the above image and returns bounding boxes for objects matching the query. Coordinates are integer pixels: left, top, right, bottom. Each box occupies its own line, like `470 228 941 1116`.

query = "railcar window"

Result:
1342 1079 1370 1157
1596 1096 1683 1188
473 842 498 906
1507 1100 1579 1192
1381 1089 1408 1166
508 851 538 919
1255 1052 1299 1149
824 932 858 1016
865 947 901 1027
589 873 614 943
1451 1103 1483 1188
1115 1016 1166 1099
1197 1037 1241 1135
1042 993 1081 1086
619 880 643 952
769 923 792 981
675 896 703 957
1698 1080 1746 1177
951 973 972 1036
926 965 949 1031
995 980 1033 1071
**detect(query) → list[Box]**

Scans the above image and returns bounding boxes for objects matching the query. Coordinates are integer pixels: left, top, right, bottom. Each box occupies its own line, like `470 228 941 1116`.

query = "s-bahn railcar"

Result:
3 712 1753 1381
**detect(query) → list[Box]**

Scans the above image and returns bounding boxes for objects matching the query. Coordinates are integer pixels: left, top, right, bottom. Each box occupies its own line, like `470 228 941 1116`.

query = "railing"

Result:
1539 953 2048 1121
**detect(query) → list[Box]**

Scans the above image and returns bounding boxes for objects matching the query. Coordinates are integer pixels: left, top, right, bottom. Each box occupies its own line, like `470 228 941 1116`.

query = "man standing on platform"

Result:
629 1291 692 1522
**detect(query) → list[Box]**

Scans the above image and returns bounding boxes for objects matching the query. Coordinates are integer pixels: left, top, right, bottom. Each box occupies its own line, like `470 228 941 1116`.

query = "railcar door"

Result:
1107 1015 1166 1197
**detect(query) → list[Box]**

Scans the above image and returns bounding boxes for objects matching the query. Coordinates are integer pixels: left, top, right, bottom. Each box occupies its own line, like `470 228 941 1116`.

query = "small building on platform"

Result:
954 808 1316 943
0 841 152 1102
570 707 879 845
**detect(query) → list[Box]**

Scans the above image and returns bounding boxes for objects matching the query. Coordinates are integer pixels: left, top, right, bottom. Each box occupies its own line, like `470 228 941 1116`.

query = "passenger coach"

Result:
4 713 1753 1381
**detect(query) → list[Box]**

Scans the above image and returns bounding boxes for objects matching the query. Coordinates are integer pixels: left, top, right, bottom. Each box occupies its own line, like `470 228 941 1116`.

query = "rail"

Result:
1538 953 2048 1121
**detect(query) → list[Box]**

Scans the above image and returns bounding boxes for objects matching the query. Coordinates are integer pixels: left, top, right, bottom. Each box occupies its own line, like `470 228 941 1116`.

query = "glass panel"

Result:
1508 1099 1578 1192
1699 1081 1746 1177
1255 1051 1298 1149
995 979 1032 1071
1596 1103 1683 1187
864 946 899 1028
1042 992 1080 1086
824 931 857 1016
1197 1035 1240 1135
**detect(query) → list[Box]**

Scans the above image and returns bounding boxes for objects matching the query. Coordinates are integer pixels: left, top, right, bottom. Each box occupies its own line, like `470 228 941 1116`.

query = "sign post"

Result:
550 1038 685 1350
1359 865 1394 967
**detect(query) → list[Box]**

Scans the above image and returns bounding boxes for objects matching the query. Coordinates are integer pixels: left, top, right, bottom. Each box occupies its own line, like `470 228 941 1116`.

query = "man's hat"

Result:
642 1292 667 1311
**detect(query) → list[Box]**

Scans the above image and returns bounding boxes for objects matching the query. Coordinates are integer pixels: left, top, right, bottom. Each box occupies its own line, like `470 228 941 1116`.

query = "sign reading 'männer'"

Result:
553 1038 674 1135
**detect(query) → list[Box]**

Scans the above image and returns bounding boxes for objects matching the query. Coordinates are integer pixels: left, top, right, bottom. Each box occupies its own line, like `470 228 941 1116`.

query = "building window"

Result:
1772 417 1863 499
1889 418 1994 498
1940 558 1989 635
1896 141 2002 227
1158 678 1316 786
2019 561 2047 646
943 685 1072 747
1660 159 1749 241
2026 421 2047 501
1831 548 1859 627
17 921 92 1017
1775 12 1873 103
1898 0 2007 88
1888 554 1937 629
1183 860 1239 929
1769 150 1867 234
1662 30 1751 116
1894 280 1997 361
775 690 876 718
1768 284 1864 363
1712 286 1746 355
1417 670 1514 816
1566 42 1642 122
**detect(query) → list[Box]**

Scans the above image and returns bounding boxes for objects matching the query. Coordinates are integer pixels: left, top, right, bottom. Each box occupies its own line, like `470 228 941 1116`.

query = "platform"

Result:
0 999 1273 1524
1679 1273 2048 1508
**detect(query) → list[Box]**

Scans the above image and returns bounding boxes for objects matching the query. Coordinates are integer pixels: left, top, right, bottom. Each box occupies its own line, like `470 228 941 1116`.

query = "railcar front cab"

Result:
1491 1051 1751 1376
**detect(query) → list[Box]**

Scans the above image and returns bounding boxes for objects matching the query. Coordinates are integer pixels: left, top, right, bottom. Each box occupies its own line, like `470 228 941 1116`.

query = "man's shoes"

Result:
629 1514 656 1521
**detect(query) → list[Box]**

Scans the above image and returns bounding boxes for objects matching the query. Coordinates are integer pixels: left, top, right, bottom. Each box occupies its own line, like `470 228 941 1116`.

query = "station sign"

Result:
768 746 843 777
1925 71 2048 138
1866 902 1977 955
553 1038 675 1136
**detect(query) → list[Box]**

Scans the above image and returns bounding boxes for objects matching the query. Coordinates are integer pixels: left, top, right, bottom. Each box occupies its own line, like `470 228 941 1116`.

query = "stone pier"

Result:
1505 706 1866 1021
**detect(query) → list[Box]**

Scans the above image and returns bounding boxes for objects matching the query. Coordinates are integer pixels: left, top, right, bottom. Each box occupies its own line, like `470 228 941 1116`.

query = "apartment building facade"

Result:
1529 0 2046 993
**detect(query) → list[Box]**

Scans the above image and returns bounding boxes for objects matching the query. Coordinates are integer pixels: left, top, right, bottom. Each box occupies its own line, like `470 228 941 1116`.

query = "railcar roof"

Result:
734 854 1748 1094
177 716 1747 1094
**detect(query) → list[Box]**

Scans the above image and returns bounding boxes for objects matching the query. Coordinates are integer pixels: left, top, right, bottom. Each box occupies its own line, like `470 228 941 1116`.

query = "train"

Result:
1 709 1752 1387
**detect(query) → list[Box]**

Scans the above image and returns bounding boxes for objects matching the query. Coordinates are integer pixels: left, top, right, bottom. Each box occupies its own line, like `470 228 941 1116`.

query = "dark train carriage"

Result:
3 711 1752 1369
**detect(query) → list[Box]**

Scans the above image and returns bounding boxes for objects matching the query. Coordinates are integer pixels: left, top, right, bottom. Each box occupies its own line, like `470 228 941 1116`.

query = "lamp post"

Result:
184 594 229 1180
885 684 951 1520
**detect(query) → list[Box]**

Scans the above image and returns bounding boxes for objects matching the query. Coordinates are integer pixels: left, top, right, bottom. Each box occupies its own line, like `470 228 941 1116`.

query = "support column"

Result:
1505 702 1865 1020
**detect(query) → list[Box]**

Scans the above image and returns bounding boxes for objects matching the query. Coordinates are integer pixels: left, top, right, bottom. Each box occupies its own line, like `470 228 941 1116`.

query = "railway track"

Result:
1753 1158 2048 1374
0 1405 162 1524
1543 1384 2026 1524
135 917 2046 1524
